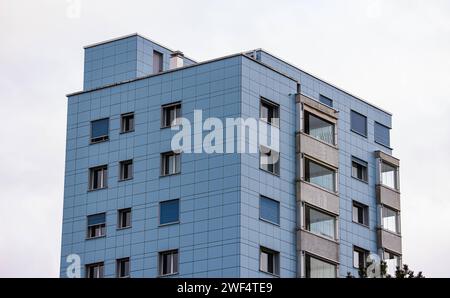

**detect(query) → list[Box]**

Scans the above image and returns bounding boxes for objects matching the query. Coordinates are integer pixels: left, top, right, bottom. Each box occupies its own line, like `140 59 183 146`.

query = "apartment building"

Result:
60 33 401 278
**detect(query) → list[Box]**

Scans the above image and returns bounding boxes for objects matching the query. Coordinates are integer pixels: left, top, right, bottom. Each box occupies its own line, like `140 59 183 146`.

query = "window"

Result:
119 159 133 181
260 98 280 126
161 102 181 128
260 146 280 175
351 157 368 182
260 247 280 276
305 254 336 278
304 111 335 145
153 50 163 73
161 151 181 176
86 262 104 278
375 122 390 147
381 162 398 190
159 199 180 225
382 206 400 233
89 165 108 190
384 251 400 276
353 247 369 269
121 112 134 133
87 213 106 239
90 118 109 143
260 196 280 225
352 201 369 226
116 258 130 278
350 110 367 137
305 206 336 239
159 250 178 276
304 158 336 192
118 208 131 229
319 94 333 107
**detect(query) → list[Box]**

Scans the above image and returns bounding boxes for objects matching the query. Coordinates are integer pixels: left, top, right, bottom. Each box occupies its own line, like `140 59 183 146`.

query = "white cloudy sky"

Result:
0 0 449 277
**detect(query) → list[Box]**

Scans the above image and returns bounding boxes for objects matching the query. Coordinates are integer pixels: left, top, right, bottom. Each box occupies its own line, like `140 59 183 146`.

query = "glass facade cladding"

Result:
61 35 399 278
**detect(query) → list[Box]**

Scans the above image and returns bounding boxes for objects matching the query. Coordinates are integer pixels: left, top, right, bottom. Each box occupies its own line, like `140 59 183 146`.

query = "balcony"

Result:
376 184 401 211
296 180 339 215
296 132 339 168
377 228 402 255
297 229 339 263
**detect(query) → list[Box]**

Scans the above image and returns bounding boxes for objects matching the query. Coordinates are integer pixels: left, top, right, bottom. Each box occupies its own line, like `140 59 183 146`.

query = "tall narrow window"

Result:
153 50 163 73
121 112 134 133
86 262 104 278
304 158 335 192
382 206 399 233
119 159 133 181
159 250 178 276
161 152 181 176
381 162 398 190
116 258 130 278
352 201 369 226
90 118 109 143
305 206 336 239
260 98 279 126
118 208 131 229
305 254 336 278
260 146 280 175
162 102 181 128
353 247 369 269
374 122 391 147
351 157 368 182
350 110 367 137
304 111 335 145
319 94 333 107
87 213 106 238
260 247 280 276
159 199 180 225
89 165 108 190
260 196 280 225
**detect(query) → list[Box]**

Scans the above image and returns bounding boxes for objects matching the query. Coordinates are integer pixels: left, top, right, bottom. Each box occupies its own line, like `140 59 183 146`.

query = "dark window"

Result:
260 146 280 175
304 111 335 145
86 262 104 278
89 165 107 190
162 103 181 128
350 110 367 137
260 98 280 126
160 199 179 225
121 112 134 133
116 258 130 278
119 159 133 181
352 201 369 226
90 118 109 143
319 94 333 107
374 122 390 147
305 254 336 278
87 213 106 239
260 247 280 276
159 250 178 276
118 208 131 229
304 159 336 192
260 196 280 225
351 157 368 182
305 205 336 239
153 51 163 73
161 152 181 176
353 247 369 269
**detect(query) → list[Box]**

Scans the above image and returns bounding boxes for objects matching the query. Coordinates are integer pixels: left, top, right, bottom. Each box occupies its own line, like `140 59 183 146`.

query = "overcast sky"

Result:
1 0 449 277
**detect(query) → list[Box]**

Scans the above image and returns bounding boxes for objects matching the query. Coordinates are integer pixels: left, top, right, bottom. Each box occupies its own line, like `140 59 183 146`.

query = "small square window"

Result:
350 110 367 137
161 152 181 176
121 113 134 133
118 208 131 229
119 159 133 181
352 201 369 226
319 94 333 107
116 258 130 278
86 262 104 278
159 250 178 276
90 118 109 143
260 98 279 126
260 196 280 225
87 213 106 239
153 51 163 73
351 157 368 182
160 199 180 225
353 246 369 269
260 146 280 175
89 165 107 190
162 103 181 128
260 247 280 276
